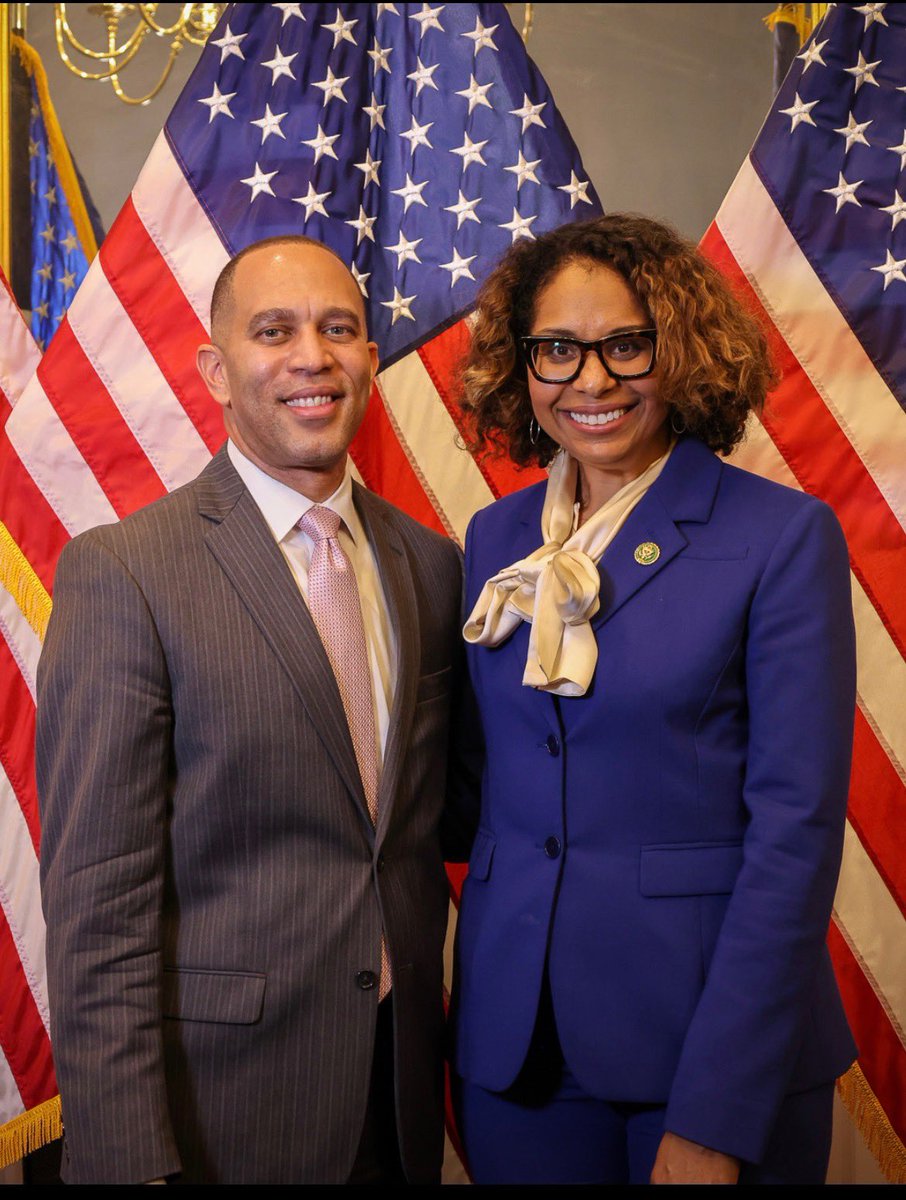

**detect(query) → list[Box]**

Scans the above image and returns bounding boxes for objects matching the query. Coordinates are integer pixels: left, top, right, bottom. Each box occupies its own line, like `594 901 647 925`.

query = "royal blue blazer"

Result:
452 436 857 1164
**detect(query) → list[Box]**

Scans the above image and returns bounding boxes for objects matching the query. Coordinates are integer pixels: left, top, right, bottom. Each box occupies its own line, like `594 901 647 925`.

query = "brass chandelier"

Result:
54 3 226 106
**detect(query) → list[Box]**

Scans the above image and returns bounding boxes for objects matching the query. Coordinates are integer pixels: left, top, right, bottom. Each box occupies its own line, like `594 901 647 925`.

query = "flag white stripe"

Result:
0 764 49 1033
0 583 41 703
376 356 494 545
836 820 906 1042
132 134 229 332
6 380 118 537
0 1050 24 1126
717 159 906 534
66 262 211 494
852 577 906 781
0 296 39 406
730 415 799 489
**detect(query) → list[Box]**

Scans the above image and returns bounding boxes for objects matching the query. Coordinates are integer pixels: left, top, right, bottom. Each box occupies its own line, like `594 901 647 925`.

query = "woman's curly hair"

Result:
460 214 778 467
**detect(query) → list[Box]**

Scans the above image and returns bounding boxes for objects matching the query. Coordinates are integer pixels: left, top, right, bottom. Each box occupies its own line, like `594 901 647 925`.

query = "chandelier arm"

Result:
182 28 215 47
55 3 147 61
108 41 184 105
136 4 197 38
522 3 534 43
54 21 151 81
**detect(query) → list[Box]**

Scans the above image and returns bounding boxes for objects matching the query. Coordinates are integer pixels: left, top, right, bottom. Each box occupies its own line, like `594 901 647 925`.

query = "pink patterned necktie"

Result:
298 504 389 998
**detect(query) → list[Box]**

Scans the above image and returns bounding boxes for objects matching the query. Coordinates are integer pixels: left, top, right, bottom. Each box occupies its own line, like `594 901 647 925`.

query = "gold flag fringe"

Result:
0 519 52 641
763 4 829 46
837 1062 906 1184
0 1095 61 1169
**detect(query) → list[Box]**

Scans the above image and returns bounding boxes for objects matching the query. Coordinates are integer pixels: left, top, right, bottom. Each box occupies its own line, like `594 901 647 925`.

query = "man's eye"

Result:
259 326 285 340
324 324 355 338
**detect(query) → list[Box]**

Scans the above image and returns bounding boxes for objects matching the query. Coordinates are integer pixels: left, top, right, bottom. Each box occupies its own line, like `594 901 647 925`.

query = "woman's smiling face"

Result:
527 259 670 507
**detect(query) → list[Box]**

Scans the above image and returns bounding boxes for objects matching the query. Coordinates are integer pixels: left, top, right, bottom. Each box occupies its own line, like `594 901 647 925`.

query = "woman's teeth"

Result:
568 407 627 426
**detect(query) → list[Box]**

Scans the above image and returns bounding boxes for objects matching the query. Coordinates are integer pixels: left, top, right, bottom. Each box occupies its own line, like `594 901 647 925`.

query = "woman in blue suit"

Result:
452 215 856 1185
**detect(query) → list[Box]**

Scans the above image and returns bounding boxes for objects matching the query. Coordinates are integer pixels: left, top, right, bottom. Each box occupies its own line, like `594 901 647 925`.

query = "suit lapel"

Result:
353 485 419 847
198 449 369 827
593 437 723 628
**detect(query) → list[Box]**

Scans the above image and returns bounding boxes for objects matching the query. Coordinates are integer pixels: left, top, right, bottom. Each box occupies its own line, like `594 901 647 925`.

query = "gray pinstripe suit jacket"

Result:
36 446 464 1184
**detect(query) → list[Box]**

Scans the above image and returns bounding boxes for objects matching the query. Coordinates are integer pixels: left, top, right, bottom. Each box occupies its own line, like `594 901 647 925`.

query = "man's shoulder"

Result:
354 484 461 569
61 450 232 568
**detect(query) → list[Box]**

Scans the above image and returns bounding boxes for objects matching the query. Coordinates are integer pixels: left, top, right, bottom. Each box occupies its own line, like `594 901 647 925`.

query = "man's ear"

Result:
367 340 379 384
197 342 230 409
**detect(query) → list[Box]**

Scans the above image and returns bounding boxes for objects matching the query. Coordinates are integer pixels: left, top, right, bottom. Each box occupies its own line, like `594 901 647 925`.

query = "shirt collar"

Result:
227 439 361 546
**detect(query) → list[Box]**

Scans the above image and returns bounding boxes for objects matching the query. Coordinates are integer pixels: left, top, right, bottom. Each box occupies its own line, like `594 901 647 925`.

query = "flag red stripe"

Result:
446 862 467 904
0 909 55 1110
98 199 224 455
828 919 906 1143
416 322 546 501
351 383 448 537
0 432 70 593
37 321 166 520
0 649 40 853
847 710 906 921
701 224 906 658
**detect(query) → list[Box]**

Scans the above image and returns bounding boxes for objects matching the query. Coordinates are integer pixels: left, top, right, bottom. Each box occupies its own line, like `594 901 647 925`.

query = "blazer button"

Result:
544 836 562 859
376 854 385 873
545 734 560 756
356 970 377 990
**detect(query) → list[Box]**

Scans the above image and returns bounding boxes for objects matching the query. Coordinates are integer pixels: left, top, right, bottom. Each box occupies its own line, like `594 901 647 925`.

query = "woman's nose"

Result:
572 348 618 396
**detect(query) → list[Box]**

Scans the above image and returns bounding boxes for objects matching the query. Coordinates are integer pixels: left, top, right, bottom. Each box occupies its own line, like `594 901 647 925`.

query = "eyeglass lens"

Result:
531 332 654 381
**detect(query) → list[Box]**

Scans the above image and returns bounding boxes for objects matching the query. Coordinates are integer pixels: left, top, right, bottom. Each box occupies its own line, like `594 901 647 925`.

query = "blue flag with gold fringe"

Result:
13 36 101 349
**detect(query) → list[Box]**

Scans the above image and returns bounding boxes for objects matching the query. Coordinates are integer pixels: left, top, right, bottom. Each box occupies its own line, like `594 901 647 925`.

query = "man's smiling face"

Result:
198 241 378 499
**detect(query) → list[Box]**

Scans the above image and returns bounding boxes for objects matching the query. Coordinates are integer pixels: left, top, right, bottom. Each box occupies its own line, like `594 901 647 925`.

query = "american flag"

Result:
702 1 906 1179
0 0 598 1165
13 35 94 350
0 267 58 1164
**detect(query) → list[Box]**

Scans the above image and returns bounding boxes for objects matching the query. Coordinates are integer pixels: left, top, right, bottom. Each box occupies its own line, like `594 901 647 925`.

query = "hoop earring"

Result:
670 411 687 436
529 417 542 445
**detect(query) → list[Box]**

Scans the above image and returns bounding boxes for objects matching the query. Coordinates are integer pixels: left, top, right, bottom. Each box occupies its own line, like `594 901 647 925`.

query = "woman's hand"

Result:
650 1131 740 1184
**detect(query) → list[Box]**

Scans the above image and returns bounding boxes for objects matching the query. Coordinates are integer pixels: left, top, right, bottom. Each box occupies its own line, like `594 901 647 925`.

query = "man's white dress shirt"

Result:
228 439 396 766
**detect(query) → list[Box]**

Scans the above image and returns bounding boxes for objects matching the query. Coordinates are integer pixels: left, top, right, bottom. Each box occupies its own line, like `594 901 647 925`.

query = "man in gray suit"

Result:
37 236 463 1184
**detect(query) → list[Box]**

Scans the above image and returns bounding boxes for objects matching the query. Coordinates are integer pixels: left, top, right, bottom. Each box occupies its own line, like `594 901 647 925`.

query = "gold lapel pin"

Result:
634 541 660 566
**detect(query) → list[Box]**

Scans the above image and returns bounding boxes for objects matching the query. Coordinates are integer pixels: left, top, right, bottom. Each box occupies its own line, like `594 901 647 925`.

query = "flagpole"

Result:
0 4 11 280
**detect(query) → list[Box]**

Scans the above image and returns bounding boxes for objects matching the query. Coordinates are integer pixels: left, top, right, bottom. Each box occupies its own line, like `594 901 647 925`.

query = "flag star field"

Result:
167 2 599 366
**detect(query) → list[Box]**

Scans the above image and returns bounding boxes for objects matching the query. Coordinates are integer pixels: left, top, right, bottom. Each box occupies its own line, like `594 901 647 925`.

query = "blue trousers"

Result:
457 1073 835 1185
455 978 834 1185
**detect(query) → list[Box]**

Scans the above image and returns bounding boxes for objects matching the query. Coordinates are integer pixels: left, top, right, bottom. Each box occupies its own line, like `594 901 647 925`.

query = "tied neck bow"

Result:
463 445 672 697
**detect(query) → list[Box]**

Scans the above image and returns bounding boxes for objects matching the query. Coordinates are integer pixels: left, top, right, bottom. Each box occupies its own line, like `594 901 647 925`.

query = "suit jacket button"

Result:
544 836 562 859
376 854 385 873
356 970 377 990
545 734 560 756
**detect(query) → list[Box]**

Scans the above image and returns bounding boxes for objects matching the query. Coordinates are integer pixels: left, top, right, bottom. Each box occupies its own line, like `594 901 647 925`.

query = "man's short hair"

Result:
209 235 353 340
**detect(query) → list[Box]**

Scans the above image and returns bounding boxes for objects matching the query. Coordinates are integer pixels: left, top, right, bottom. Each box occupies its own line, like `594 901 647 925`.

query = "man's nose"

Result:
286 327 335 371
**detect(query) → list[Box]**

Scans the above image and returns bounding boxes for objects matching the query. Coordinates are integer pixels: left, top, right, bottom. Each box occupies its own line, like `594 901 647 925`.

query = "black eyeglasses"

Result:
520 329 657 384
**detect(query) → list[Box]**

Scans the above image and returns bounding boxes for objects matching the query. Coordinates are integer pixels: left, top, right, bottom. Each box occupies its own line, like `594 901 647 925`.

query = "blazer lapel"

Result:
594 437 723 628
353 485 419 847
197 450 369 826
